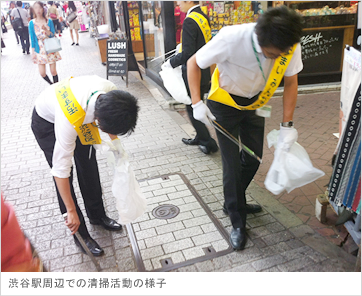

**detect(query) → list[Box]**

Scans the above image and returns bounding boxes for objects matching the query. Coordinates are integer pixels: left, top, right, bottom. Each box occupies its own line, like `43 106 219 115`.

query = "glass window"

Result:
142 1 165 73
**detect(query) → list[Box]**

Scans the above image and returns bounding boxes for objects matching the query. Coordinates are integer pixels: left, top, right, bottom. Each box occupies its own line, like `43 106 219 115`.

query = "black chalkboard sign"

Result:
107 39 128 86
300 29 344 75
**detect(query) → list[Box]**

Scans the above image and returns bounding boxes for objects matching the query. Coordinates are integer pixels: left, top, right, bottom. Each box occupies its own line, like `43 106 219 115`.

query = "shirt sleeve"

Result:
195 27 228 69
51 106 78 178
284 43 303 77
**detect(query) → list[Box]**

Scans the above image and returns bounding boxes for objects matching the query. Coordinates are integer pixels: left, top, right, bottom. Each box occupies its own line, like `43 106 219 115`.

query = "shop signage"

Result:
301 29 344 74
107 39 128 86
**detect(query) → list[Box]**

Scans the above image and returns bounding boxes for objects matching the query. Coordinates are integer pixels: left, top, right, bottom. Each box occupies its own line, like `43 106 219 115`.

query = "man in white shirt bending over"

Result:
187 6 303 250
31 75 139 256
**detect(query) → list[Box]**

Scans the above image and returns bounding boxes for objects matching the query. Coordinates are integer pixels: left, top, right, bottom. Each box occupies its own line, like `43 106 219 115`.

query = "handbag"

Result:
49 13 57 19
44 37 62 54
12 9 24 32
66 9 77 23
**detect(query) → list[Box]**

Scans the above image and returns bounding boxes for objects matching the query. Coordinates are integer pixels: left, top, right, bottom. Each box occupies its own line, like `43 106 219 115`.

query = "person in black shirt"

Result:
165 1 218 155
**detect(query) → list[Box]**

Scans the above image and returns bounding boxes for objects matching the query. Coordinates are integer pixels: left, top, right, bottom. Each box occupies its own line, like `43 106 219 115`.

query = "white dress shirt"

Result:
196 23 303 99
35 75 117 178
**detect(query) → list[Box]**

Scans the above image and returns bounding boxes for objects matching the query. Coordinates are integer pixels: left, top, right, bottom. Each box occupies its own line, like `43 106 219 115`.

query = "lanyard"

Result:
251 34 267 84
86 91 99 110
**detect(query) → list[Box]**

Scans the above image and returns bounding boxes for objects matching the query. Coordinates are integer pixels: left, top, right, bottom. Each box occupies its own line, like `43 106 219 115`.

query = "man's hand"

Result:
161 59 172 70
278 126 298 151
192 100 216 126
64 210 80 235
111 138 125 157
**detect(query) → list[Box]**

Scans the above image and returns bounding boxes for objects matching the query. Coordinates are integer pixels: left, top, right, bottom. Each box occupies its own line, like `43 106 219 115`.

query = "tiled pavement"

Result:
179 91 357 252
1 28 358 272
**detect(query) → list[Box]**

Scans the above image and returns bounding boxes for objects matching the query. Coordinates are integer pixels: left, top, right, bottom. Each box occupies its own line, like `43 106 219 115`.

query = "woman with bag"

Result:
47 1 61 37
66 1 79 46
28 1 61 85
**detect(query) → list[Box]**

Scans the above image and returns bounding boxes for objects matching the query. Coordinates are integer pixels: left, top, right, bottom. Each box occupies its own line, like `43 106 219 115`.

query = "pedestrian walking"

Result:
47 1 61 37
31 75 139 256
1 194 44 272
66 1 80 46
187 6 303 250
2 10 8 33
164 1 218 155
8 2 20 45
28 1 61 85
10 1 30 54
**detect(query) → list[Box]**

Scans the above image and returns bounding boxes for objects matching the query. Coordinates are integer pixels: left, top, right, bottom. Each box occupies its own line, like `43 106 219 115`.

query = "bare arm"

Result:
210 64 216 77
53 177 80 234
187 54 202 105
282 74 298 122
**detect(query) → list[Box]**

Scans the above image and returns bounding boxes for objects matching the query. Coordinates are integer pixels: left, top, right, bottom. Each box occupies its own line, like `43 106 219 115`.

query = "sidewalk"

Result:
1 28 358 272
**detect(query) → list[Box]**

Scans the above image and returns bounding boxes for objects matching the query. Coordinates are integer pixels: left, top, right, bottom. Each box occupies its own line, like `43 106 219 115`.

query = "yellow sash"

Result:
208 43 298 110
55 77 102 145
179 11 212 53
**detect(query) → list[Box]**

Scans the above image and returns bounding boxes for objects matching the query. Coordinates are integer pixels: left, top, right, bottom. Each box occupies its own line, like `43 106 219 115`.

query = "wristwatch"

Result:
281 121 294 127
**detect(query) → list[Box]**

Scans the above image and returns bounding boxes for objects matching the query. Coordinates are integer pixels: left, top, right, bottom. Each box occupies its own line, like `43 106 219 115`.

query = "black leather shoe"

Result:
223 204 262 215
74 236 104 257
89 216 123 231
199 144 219 154
230 228 247 250
182 138 199 145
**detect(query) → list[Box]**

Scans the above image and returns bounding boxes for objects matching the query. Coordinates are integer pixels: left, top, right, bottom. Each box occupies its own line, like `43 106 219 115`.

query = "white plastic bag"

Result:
106 139 147 225
159 63 192 105
264 129 325 195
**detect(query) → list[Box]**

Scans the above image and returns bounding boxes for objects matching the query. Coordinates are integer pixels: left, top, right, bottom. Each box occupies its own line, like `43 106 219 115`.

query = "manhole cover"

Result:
152 204 180 219
126 173 233 272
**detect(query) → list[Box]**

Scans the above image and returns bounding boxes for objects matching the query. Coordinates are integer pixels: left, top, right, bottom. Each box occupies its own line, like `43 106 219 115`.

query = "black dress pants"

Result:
18 26 30 52
31 108 106 238
208 94 265 229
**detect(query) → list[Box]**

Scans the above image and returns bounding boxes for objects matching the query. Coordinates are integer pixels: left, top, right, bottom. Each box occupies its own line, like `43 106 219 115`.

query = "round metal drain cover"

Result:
152 204 180 220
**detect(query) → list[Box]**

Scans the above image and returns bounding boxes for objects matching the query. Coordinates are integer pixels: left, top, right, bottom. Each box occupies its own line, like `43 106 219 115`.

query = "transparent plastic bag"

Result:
106 139 147 225
159 64 192 105
264 129 325 195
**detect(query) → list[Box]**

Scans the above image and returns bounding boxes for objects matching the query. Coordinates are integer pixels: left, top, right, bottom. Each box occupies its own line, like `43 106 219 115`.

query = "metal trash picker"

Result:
210 119 263 164
63 213 102 272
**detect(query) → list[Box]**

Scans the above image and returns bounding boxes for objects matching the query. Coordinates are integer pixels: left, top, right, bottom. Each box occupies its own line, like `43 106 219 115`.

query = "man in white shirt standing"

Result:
31 75 139 256
187 6 303 250
10 1 30 54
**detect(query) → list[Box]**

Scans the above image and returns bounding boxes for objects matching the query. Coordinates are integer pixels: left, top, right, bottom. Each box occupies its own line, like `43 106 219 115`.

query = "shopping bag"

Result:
264 129 325 195
106 139 147 225
43 37 62 54
159 63 192 105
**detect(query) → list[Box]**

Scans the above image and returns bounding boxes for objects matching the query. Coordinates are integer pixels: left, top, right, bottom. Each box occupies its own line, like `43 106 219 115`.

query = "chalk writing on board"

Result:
107 40 127 76
301 32 340 61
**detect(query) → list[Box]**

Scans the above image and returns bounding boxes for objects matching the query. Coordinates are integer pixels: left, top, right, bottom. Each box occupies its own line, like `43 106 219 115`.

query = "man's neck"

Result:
186 4 199 15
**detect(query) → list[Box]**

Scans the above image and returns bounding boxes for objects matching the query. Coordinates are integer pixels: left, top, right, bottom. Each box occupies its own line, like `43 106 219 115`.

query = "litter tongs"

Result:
209 119 263 164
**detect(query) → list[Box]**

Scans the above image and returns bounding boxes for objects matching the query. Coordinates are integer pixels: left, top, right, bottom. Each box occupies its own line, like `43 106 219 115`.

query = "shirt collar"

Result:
84 91 106 124
187 4 200 16
252 31 262 53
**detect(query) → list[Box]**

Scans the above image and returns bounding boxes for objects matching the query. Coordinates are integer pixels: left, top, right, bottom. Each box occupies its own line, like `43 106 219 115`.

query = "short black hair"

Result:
94 90 139 136
48 1 54 5
255 6 303 52
16 1 22 7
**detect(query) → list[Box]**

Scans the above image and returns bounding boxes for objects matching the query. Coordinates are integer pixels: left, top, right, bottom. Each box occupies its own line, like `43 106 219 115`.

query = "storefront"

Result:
282 1 359 84
112 1 359 87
